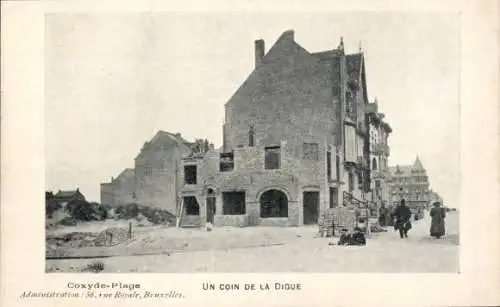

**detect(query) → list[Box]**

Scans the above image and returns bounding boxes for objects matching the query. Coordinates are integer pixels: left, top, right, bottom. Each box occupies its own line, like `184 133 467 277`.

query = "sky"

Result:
45 12 460 206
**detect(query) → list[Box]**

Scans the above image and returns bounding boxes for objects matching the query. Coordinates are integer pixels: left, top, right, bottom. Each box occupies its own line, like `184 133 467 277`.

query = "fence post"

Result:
128 222 132 239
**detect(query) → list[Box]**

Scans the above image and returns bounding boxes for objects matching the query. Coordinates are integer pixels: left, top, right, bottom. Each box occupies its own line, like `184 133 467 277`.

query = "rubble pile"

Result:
94 227 130 247
318 208 357 237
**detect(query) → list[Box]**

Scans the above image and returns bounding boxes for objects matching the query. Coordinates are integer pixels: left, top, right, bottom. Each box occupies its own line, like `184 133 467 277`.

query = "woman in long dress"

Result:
429 202 446 238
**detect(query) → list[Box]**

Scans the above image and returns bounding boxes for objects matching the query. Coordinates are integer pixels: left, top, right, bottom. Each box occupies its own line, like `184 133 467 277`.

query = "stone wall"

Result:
223 30 337 154
135 140 192 214
100 183 114 206
214 215 249 227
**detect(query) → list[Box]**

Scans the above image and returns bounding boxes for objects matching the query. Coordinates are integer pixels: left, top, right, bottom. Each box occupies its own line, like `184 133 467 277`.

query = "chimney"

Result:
255 39 265 68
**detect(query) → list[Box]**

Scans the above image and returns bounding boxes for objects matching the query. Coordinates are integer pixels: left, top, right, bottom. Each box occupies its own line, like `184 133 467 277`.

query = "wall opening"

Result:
303 191 319 224
260 189 288 218
220 152 234 172
265 146 281 169
222 192 246 215
249 125 255 147
335 154 340 180
348 171 354 192
372 158 377 170
184 165 197 184
183 196 200 215
329 187 338 208
206 189 216 224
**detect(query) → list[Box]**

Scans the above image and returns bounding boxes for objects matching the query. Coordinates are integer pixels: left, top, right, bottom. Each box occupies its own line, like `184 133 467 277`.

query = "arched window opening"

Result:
260 189 288 218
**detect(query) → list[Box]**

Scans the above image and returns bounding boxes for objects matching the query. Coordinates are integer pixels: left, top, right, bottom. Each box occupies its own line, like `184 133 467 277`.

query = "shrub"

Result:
116 203 139 220
46 199 62 218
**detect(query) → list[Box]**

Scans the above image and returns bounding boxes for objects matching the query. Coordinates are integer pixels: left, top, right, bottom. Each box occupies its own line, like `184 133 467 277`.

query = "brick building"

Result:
388 156 430 210
177 30 392 227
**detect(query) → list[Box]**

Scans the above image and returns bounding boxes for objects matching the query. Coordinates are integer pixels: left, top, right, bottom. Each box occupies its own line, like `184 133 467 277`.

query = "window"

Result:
219 152 234 172
184 165 197 184
372 158 377 170
265 146 281 169
375 180 381 189
348 171 354 192
249 125 255 147
357 170 363 186
329 187 338 208
303 143 319 160
222 192 246 215
144 166 152 177
327 150 332 179
335 154 340 180
260 189 288 218
183 196 199 215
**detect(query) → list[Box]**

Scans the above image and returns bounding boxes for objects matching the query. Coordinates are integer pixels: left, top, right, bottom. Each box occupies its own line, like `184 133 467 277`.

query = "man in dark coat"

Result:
393 199 412 239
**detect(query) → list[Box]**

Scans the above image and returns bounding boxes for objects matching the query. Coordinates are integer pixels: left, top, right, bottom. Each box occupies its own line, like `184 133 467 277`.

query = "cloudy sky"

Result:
45 12 460 205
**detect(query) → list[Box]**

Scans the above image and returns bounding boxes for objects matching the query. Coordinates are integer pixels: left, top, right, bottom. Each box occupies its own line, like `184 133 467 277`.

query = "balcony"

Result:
356 122 368 136
356 156 368 169
372 169 390 179
371 143 390 156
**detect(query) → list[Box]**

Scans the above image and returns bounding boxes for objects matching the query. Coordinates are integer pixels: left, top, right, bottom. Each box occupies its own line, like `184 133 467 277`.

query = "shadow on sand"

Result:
417 233 459 246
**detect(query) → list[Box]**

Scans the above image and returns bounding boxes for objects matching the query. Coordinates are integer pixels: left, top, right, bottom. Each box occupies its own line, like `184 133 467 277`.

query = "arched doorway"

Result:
260 189 288 218
206 188 216 224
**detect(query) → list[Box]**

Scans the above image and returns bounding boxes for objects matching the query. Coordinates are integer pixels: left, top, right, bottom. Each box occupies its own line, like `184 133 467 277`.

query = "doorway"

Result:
303 191 319 224
206 188 216 224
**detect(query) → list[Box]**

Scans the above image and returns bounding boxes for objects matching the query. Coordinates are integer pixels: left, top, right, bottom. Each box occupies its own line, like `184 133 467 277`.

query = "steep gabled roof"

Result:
224 30 326 107
412 156 425 172
115 168 134 180
135 130 192 160
311 49 343 61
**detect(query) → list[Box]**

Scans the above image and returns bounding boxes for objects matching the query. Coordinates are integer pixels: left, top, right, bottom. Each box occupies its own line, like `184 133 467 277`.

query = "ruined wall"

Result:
112 170 136 206
180 139 335 227
100 183 114 206
135 143 192 214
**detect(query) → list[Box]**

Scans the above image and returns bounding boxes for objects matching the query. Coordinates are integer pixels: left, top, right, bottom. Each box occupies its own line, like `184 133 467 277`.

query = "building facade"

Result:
53 188 86 206
366 99 392 210
388 156 430 210
100 131 197 214
177 30 392 227
100 168 135 207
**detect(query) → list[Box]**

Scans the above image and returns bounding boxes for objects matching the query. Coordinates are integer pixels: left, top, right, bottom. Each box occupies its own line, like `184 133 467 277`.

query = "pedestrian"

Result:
378 204 388 227
429 201 446 239
392 199 412 239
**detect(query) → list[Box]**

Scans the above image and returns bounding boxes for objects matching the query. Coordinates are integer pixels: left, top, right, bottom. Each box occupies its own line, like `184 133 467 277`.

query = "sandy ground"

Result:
46 211 459 273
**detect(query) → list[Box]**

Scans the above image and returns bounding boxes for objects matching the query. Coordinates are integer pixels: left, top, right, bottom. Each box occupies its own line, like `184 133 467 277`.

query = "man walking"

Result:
393 199 412 239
